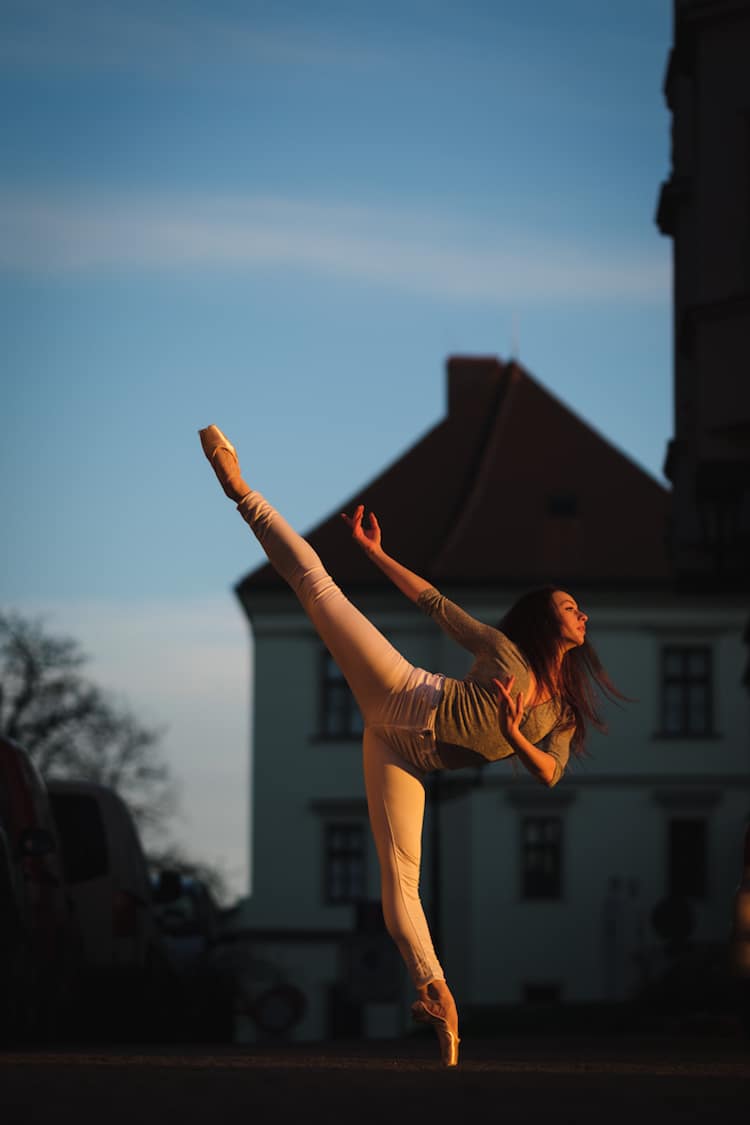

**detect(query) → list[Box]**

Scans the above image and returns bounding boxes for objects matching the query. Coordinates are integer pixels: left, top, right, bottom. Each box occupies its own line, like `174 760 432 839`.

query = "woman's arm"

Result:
342 506 498 656
493 676 560 787
341 505 432 603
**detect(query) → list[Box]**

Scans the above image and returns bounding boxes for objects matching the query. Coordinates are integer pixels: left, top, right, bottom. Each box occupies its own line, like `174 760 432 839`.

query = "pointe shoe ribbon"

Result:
412 999 460 1068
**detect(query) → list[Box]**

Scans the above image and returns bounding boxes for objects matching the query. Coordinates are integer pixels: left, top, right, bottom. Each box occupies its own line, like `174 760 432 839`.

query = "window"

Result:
319 651 364 739
545 493 578 518
323 822 366 905
660 645 713 736
521 816 562 900
523 982 561 1005
48 792 109 884
744 111 750 290
668 818 707 899
542 494 581 568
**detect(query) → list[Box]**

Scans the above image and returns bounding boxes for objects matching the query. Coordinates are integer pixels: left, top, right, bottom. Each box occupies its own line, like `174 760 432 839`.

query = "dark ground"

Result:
1 1031 748 1125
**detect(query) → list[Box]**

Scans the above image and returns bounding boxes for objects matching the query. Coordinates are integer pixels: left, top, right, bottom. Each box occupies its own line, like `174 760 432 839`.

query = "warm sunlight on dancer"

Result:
199 425 625 1067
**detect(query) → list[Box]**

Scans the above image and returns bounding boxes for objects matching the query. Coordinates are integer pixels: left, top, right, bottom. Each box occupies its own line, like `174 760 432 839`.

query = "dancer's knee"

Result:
294 565 346 613
238 492 325 586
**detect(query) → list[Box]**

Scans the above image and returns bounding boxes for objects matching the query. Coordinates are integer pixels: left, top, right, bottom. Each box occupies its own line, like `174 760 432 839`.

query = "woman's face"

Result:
551 590 588 649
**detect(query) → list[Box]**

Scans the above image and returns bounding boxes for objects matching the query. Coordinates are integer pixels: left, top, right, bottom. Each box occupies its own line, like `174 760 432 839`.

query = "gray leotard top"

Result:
417 587 573 786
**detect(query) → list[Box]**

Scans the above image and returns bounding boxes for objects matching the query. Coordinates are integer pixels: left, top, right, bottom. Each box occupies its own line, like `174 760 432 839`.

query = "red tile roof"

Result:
237 357 671 596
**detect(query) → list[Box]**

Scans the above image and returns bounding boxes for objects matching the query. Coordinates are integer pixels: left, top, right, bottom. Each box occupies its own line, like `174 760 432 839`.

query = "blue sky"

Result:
1 0 673 897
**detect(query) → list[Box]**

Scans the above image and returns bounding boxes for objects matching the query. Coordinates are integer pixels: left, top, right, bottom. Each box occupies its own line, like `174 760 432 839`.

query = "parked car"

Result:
0 736 79 1042
730 815 750 1033
46 779 175 1039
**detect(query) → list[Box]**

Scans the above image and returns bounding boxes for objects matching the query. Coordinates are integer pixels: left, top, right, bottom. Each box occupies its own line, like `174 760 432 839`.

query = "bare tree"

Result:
0 611 100 773
0 610 175 837
0 611 229 900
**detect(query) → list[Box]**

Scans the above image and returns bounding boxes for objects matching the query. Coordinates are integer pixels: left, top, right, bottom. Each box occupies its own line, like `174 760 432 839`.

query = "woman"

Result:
199 425 622 1066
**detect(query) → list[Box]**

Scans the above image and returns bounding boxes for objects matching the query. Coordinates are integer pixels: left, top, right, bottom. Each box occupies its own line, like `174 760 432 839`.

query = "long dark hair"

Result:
498 586 626 757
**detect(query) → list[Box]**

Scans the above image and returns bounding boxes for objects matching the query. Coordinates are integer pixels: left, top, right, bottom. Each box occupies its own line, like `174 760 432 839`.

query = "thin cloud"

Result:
0 0 386 75
0 192 669 304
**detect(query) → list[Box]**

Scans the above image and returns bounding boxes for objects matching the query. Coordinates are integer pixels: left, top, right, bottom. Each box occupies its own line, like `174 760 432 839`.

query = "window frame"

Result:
520 815 563 901
317 649 364 741
667 816 708 901
658 644 715 738
322 821 367 906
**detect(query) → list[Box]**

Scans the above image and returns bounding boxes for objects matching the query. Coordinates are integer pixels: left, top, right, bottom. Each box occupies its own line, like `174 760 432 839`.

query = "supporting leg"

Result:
362 729 459 1065
362 728 443 983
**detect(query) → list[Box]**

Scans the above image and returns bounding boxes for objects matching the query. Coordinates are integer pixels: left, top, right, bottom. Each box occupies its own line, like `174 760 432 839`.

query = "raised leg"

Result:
199 425 418 721
237 489 414 720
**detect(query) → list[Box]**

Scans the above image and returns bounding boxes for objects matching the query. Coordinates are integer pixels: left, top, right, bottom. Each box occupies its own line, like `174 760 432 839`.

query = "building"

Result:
232 357 749 1042
656 0 750 590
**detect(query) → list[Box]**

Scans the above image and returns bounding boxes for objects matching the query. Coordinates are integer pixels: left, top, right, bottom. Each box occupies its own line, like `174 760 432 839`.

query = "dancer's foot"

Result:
412 979 460 1068
199 425 250 502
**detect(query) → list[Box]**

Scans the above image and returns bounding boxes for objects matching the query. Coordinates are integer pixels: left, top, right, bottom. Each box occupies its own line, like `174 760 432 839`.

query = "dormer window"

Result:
546 494 578 518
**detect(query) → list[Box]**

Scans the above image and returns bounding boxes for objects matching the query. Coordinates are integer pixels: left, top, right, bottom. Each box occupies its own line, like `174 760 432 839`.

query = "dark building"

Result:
657 0 750 590
233 358 749 1043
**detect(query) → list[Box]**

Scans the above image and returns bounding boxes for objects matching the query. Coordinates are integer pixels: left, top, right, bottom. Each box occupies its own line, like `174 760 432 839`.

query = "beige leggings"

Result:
237 490 445 986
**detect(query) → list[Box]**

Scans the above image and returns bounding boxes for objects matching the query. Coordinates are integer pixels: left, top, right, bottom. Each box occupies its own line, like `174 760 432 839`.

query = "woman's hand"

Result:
493 675 558 786
340 508 431 603
493 675 524 744
341 504 382 555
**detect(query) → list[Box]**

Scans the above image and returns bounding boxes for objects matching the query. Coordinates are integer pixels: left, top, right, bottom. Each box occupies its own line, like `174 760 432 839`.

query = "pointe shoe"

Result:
199 424 236 463
412 999 460 1068
198 425 248 501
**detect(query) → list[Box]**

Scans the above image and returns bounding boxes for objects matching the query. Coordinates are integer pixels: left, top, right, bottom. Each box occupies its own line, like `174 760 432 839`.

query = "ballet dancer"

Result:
199 424 623 1066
